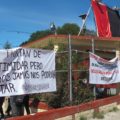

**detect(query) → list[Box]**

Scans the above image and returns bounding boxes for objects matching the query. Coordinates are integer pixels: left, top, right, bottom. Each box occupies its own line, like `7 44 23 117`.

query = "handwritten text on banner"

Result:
0 47 56 96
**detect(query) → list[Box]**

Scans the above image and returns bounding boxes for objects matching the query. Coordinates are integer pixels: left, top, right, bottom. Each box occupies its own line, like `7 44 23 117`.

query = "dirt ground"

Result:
89 109 120 120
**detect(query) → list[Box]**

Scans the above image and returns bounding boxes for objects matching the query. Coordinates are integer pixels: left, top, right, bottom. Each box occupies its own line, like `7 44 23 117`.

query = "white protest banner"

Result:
0 47 56 96
89 52 120 84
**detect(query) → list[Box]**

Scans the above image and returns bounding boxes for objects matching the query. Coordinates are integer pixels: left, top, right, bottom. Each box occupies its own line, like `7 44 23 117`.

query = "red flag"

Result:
92 0 112 37
92 0 120 37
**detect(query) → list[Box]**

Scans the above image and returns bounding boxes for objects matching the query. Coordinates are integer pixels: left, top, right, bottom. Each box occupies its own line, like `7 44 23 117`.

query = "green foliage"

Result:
28 37 94 108
79 116 87 120
43 40 54 50
20 22 96 46
109 107 119 112
72 52 81 64
29 30 52 42
20 29 52 46
57 43 66 52
93 111 104 119
4 41 12 49
39 43 93 108
72 79 94 105
112 107 119 112
32 94 42 100
45 92 63 108
57 23 80 35
37 42 94 108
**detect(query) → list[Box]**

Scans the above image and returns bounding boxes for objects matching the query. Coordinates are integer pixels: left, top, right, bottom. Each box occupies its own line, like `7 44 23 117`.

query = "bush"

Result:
93 111 104 119
109 107 119 112
79 116 87 120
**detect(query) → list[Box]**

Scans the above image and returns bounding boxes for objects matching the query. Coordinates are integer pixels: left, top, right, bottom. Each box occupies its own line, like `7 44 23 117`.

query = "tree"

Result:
20 30 53 46
20 22 96 46
4 41 12 49
57 23 80 35
29 30 52 42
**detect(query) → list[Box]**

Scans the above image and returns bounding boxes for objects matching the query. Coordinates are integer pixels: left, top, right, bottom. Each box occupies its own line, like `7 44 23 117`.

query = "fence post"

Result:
92 38 96 100
68 34 72 103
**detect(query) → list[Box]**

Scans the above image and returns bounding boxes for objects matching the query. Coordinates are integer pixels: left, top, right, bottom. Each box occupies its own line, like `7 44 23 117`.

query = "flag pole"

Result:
78 5 92 36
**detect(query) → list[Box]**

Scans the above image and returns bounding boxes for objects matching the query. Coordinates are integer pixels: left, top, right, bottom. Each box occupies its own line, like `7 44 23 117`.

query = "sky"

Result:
0 0 120 49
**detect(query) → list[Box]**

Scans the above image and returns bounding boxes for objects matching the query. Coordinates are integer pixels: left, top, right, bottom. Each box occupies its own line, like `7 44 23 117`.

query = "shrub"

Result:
109 107 119 112
93 111 104 119
79 116 87 120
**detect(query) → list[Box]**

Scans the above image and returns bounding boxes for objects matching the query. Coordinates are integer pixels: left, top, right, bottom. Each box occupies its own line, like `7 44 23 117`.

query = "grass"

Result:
109 107 119 112
79 116 87 120
93 111 104 119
